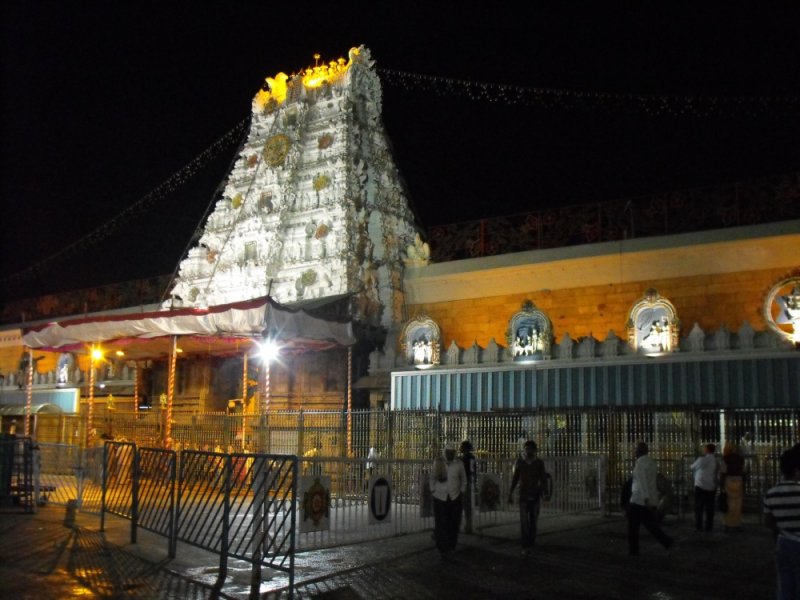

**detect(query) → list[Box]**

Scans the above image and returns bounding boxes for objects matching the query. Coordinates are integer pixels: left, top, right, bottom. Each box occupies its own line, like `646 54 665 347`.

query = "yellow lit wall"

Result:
407 267 791 350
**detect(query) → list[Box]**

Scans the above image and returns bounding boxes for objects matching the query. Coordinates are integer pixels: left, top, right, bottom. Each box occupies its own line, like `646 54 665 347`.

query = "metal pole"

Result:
242 352 248 451
262 361 271 414
347 347 353 456
166 336 177 449
24 349 33 437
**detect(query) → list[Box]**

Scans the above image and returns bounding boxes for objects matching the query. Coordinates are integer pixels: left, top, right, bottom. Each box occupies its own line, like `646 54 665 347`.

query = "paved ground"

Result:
0 503 776 599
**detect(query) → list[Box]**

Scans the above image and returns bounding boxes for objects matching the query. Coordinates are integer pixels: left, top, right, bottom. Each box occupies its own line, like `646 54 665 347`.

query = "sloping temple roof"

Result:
21 296 355 359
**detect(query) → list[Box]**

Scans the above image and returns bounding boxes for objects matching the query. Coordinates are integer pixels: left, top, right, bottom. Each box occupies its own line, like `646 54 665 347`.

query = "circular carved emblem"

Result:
764 276 800 343
262 134 291 167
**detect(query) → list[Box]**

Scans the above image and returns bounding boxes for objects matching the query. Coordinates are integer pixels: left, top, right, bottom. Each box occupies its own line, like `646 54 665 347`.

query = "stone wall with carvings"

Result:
407 268 791 352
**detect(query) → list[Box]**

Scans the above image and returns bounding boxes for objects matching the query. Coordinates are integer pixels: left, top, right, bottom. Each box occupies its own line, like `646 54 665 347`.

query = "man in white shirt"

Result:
430 442 467 554
691 443 719 532
628 442 673 556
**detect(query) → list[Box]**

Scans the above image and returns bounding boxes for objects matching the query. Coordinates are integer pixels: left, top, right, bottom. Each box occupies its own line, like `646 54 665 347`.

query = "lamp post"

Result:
257 339 279 415
241 352 248 451
255 339 280 454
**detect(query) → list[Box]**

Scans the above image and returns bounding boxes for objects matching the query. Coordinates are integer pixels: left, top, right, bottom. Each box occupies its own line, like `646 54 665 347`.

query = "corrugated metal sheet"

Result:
391 354 800 411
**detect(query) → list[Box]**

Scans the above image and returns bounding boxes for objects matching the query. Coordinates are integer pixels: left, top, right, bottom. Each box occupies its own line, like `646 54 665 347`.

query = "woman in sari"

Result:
720 442 745 530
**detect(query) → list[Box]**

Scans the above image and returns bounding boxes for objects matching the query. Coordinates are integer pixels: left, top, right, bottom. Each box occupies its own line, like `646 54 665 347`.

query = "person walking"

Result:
430 442 467 555
764 443 800 600
508 440 548 555
460 440 477 534
691 443 719 532
627 441 673 556
720 442 746 530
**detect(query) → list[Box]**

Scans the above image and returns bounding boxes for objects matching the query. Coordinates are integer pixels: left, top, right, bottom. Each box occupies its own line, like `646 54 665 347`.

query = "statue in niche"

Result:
627 289 680 354
640 315 670 352
507 301 552 361
412 335 433 365
401 315 442 368
515 325 543 356
57 352 74 385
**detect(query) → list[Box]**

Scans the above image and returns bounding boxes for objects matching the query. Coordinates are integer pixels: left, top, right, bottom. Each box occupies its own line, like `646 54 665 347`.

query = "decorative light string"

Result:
4 68 798 287
377 67 800 118
0 118 249 285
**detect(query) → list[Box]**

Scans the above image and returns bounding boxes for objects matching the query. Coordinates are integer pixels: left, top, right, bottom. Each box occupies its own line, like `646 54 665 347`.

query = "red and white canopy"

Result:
22 296 355 359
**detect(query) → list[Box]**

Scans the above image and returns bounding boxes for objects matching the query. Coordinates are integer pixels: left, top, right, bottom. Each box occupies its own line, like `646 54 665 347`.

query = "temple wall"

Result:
407 267 791 350
403 222 799 351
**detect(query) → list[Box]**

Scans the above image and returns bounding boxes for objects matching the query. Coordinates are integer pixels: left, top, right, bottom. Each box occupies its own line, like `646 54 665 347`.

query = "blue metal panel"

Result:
678 363 689 406
389 355 799 411
746 359 758 408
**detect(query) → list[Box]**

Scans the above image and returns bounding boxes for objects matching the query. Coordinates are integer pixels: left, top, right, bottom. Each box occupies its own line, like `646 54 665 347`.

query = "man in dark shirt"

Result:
508 440 547 554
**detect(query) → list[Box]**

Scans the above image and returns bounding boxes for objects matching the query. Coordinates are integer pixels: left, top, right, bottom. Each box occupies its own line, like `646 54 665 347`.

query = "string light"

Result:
0 118 249 285
4 66 798 287
377 67 800 118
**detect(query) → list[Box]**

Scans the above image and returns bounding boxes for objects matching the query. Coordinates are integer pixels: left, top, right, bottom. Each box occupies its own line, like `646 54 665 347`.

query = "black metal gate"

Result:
100 442 297 598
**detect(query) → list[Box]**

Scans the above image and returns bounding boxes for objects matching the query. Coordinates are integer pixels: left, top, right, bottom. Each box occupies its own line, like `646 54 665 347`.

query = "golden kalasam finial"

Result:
254 48 358 110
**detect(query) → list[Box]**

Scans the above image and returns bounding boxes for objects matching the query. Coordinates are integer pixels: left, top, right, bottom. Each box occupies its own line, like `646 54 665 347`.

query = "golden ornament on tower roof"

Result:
254 47 360 110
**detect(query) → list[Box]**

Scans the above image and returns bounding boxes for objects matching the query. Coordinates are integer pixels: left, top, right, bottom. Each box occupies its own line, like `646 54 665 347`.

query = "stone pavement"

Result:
0 504 776 599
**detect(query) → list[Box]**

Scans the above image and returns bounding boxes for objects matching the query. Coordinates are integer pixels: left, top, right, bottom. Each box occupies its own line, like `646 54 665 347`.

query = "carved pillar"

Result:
166 336 177 449
241 352 248 450
24 349 33 437
133 362 139 418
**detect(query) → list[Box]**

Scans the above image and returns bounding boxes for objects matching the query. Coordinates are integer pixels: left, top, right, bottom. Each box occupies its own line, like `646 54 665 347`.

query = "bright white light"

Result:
257 339 280 363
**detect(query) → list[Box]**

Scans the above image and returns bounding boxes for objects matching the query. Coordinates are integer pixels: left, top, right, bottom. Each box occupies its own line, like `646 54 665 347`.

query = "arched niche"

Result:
400 314 442 369
56 352 75 385
506 300 552 362
626 288 680 354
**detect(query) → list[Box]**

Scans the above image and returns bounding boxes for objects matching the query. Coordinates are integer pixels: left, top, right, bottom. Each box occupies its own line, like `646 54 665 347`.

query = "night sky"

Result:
2 4 799 302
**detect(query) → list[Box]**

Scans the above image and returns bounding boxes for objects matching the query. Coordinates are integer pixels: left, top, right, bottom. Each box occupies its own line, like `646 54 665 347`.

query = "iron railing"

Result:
428 172 800 262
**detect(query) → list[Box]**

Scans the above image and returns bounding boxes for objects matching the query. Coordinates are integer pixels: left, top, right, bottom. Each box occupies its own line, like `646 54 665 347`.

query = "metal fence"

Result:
0 436 34 512
292 453 606 551
31 406 800 517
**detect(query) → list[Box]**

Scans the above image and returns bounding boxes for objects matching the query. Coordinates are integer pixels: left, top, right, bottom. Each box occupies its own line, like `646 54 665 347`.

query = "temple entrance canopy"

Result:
21 296 354 359
19 296 355 444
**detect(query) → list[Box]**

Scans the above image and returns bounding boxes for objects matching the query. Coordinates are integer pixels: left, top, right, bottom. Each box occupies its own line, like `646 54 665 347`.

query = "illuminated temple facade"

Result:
169 46 419 329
